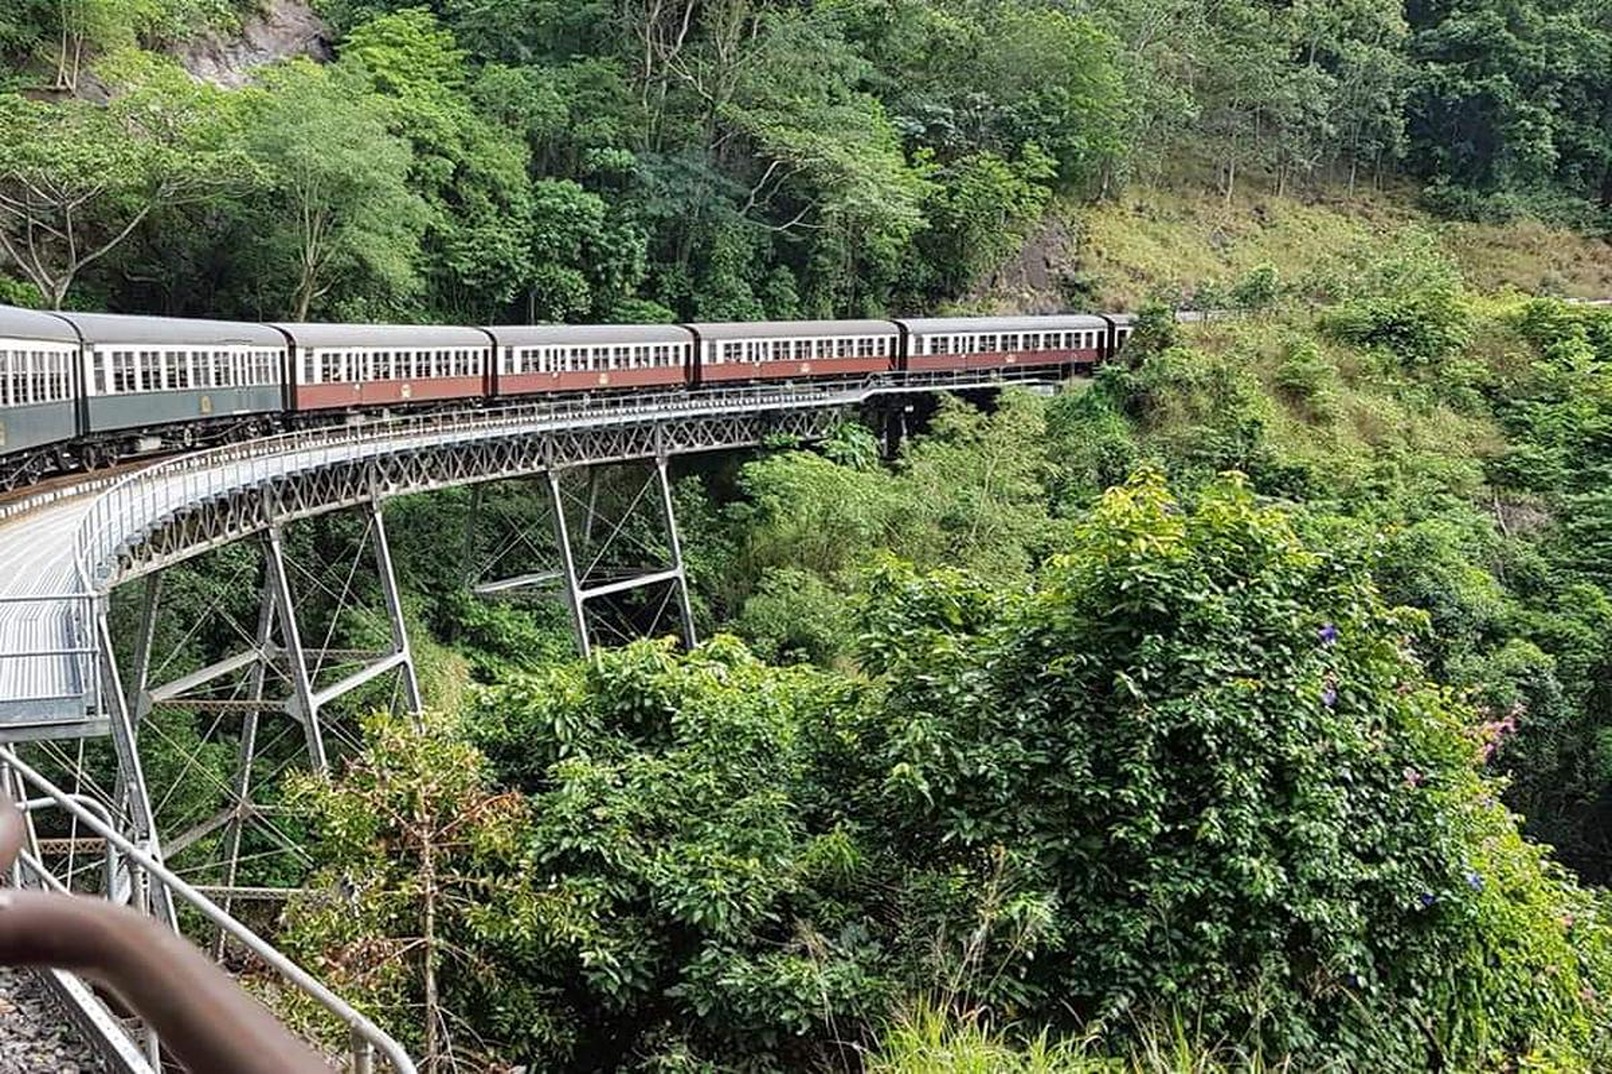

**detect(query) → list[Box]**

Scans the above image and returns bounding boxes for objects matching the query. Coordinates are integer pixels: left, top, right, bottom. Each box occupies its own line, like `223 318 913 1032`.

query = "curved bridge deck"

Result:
0 370 1063 737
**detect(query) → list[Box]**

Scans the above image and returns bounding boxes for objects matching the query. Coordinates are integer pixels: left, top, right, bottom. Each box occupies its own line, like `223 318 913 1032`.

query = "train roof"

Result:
0 305 80 344
896 314 1111 335
485 323 694 346
50 311 285 347
686 319 898 340
271 323 493 349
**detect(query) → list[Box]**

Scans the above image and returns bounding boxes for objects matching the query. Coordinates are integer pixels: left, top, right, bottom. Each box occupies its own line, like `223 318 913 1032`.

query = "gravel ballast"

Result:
0 967 107 1073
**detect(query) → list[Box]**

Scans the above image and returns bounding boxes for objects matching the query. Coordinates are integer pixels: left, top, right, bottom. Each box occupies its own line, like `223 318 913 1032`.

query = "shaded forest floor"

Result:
970 182 1612 312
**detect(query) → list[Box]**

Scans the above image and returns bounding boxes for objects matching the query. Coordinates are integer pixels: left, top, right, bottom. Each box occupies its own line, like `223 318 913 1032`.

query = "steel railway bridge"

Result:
0 368 1066 1072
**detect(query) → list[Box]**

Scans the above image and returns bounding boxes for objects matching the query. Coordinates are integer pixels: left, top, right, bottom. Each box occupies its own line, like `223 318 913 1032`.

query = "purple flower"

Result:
1403 767 1424 788
1319 623 1339 646
1465 870 1484 892
1417 892 1436 909
1321 684 1337 708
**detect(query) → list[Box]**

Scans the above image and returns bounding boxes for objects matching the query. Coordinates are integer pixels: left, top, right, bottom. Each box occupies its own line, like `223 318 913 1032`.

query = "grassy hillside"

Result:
970 184 1612 312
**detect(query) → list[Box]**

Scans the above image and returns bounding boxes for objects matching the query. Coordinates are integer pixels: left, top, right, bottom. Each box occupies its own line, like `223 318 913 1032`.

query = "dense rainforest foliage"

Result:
5 0 1612 318
11 1 1612 1071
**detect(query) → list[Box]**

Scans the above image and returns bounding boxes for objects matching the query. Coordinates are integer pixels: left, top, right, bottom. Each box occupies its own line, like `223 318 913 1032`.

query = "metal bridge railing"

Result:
0 747 417 1074
71 366 1062 592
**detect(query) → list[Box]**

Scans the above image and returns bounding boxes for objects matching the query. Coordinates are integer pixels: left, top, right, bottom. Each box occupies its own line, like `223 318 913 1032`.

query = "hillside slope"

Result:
970 185 1612 312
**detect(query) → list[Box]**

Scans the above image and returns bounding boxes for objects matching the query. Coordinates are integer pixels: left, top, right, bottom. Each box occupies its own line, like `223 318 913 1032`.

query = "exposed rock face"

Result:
175 0 331 87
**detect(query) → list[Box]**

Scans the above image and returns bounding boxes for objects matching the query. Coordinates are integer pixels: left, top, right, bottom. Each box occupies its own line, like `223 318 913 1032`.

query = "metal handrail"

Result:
0 747 417 1074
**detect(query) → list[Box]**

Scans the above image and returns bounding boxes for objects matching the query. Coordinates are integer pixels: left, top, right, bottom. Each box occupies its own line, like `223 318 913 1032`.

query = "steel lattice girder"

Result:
113 405 846 583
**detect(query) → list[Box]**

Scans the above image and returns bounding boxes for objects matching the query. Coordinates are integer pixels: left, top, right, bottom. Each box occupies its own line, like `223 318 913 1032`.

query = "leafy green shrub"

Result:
1230 263 1280 313
851 470 1612 1068
1322 287 1471 367
1272 338 1337 418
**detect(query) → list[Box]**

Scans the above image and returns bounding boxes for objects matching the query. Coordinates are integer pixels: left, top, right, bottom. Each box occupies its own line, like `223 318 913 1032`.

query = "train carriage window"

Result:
1003 334 1020 351
0 350 9 406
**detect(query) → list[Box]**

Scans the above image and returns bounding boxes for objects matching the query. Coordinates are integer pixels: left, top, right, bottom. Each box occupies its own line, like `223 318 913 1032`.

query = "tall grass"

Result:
866 1003 1349 1074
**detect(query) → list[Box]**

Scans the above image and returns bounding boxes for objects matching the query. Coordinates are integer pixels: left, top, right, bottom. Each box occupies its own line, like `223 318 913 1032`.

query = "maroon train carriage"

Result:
487 323 693 396
275 323 493 412
899 314 1113 372
687 320 900 384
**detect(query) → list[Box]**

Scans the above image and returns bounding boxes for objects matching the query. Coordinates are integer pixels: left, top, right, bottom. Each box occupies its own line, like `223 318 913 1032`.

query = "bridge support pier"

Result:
468 457 697 656
101 498 423 944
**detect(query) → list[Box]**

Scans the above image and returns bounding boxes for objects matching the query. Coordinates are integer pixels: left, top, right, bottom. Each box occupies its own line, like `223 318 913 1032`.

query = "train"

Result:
0 307 1135 489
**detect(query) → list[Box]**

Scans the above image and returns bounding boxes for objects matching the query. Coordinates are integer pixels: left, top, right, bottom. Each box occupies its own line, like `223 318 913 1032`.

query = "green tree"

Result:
283 710 531 1071
0 53 245 309
241 59 427 320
